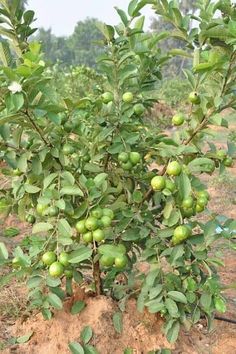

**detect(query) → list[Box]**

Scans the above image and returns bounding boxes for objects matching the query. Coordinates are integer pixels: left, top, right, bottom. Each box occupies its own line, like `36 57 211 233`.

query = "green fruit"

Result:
91 207 103 219
182 208 195 217
122 92 134 103
64 122 74 132
85 217 99 231
188 91 200 104
196 190 209 200
100 215 112 228
118 152 129 163
102 208 114 219
197 197 208 207
223 157 233 167
172 113 185 126
48 206 59 217
134 103 145 115
165 179 175 193
151 176 166 191
26 214 36 224
12 168 22 176
65 203 74 216
36 203 47 216
216 149 227 159
42 251 57 266
49 262 64 278
93 229 105 242
172 225 192 245
182 197 194 209
166 161 182 176
100 254 114 267
102 91 114 104
121 161 133 170
64 269 73 278
114 255 128 269
195 204 205 213
62 144 75 155
75 219 87 234
117 244 127 254
58 252 70 267
83 231 93 243
129 152 141 165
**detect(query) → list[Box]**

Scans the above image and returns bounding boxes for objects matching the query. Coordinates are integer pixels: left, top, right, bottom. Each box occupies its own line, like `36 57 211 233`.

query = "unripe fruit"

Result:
58 252 70 267
121 161 133 170
100 215 112 228
101 92 114 104
100 254 114 267
64 122 74 132
129 152 141 165
102 208 114 220
151 176 166 191
122 92 134 103
114 255 128 269
165 179 175 193
182 197 194 209
49 262 64 278
83 231 93 243
166 161 182 176
195 204 205 213
75 220 87 234
26 214 36 224
117 243 127 254
118 152 129 163
48 206 59 217
196 190 210 200
91 207 103 219
188 91 200 104
93 229 105 242
223 157 233 167
36 203 47 216
182 208 195 217
42 251 57 266
12 168 22 176
64 269 73 278
197 197 208 207
216 149 227 159
172 225 192 245
82 154 90 162
134 103 145 115
85 217 99 231
172 113 185 126
62 144 75 155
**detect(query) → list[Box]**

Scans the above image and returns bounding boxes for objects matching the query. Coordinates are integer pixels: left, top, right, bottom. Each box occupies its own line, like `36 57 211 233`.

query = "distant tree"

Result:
68 18 104 67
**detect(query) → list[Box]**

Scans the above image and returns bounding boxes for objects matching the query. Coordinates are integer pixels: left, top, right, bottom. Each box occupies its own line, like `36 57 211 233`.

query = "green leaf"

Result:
69 246 93 264
32 222 53 234
115 7 129 26
84 345 99 354
176 173 191 199
166 321 180 343
200 293 212 310
0 242 8 260
71 301 86 315
60 186 84 197
69 342 85 354
214 296 226 313
113 312 123 334
61 171 75 185
94 173 107 188
43 173 58 189
80 326 93 344
42 308 52 320
146 302 165 314
27 276 43 289
58 218 72 238
128 0 139 17
16 331 34 344
188 158 215 174
47 293 63 309
124 349 134 354
25 184 41 194
98 244 126 258
167 291 187 304
165 298 179 318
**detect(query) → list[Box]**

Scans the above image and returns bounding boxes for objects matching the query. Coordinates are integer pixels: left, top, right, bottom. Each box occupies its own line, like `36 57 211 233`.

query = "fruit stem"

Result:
93 258 102 296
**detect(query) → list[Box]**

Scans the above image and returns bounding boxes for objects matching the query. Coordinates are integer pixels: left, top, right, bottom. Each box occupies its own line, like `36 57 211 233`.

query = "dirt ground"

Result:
0 122 236 354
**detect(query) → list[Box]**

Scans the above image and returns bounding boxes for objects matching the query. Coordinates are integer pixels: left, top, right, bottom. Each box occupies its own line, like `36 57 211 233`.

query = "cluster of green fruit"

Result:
62 143 91 162
172 225 192 245
118 151 141 171
75 207 114 243
99 244 128 269
42 251 72 278
181 189 210 216
151 161 182 191
216 149 233 167
101 91 145 115
36 204 59 217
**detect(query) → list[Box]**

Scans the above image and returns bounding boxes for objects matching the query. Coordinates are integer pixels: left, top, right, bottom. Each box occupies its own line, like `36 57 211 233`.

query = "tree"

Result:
0 0 236 346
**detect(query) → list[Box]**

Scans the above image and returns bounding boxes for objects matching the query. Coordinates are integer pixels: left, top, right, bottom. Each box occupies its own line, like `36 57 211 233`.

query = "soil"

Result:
0 120 236 354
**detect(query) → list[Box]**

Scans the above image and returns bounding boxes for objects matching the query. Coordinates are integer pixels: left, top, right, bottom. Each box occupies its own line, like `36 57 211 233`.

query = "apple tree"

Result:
0 0 236 343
